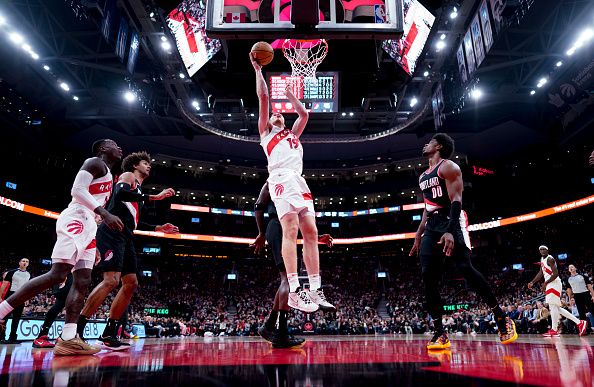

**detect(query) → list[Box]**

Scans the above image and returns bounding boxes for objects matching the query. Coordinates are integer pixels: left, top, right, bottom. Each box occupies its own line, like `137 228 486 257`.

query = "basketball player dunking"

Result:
251 53 334 313
0 139 124 355
252 182 334 348
528 246 587 337
409 133 518 350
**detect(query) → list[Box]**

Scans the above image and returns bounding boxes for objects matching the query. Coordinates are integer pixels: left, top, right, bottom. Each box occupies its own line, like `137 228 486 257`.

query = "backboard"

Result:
206 0 404 39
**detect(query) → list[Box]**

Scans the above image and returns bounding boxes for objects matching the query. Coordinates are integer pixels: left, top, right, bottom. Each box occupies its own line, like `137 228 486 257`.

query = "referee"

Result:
0 258 31 343
565 264 594 333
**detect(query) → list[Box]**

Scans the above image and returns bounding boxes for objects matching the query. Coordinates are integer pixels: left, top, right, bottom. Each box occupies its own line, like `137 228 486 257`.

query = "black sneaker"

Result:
271 334 306 349
258 325 276 343
117 337 132 347
99 335 128 351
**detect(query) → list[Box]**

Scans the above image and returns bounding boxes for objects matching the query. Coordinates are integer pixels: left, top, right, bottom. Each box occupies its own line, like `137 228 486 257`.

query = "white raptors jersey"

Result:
541 255 560 283
69 171 113 211
260 126 303 174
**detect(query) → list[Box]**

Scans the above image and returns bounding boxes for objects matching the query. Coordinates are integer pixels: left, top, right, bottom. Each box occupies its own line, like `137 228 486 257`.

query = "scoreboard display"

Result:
268 72 339 113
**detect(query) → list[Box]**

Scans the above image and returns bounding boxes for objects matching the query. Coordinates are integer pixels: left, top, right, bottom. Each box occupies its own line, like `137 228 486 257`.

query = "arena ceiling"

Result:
0 0 592 168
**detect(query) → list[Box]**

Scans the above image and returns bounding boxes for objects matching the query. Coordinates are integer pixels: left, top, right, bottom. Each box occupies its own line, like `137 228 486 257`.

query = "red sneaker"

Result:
577 320 588 336
33 335 55 348
543 329 560 338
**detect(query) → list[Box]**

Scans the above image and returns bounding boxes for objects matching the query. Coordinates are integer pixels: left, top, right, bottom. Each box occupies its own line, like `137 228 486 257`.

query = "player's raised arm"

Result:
285 84 309 138
250 53 270 138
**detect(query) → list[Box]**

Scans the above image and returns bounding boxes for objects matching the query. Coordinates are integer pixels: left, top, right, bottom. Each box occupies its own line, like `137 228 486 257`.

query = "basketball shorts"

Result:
545 279 562 306
267 170 315 219
266 218 286 271
51 205 97 271
95 224 138 275
419 213 472 273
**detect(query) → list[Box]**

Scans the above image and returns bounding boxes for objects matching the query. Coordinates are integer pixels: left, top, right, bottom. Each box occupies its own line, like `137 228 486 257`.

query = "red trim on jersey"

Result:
545 288 561 298
303 193 313 200
541 265 553 275
266 130 291 156
85 239 97 250
132 202 140 225
424 198 442 208
423 159 445 176
88 181 113 195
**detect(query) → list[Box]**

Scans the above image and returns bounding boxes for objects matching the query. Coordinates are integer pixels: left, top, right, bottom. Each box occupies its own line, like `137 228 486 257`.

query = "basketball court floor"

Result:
0 335 592 386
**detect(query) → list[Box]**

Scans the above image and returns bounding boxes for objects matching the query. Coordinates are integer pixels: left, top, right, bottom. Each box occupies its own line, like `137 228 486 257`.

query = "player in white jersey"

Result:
528 245 587 337
0 139 125 355
251 52 335 313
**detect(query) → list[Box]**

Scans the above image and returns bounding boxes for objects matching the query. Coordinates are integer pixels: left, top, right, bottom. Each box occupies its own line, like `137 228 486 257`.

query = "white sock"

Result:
558 306 580 324
309 274 321 291
62 323 77 340
550 304 560 331
0 301 14 320
287 273 300 293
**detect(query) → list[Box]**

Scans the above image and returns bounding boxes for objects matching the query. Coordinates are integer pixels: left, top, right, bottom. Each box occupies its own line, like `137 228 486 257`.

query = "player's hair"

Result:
432 133 455 159
91 139 111 155
122 151 151 172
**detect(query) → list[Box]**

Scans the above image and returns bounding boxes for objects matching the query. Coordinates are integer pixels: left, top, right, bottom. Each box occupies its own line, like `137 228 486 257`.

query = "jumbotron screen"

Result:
268 72 339 113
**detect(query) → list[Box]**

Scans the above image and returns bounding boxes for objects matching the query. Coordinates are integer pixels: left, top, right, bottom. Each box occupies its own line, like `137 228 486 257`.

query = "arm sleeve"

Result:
71 170 103 212
137 221 157 231
114 182 151 203
446 201 462 234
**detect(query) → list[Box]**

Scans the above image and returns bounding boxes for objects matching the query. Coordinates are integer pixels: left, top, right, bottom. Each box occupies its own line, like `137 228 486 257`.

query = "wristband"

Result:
446 201 462 234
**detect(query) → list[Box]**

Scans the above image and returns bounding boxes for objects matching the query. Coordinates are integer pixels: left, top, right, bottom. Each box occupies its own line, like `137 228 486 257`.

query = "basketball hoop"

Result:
282 39 328 84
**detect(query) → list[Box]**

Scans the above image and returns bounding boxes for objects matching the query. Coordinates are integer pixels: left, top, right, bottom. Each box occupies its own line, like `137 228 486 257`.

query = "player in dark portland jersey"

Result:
409 133 518 350
77 151 178 350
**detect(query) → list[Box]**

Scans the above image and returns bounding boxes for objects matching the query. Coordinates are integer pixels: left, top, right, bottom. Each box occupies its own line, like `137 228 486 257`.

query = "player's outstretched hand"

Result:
103 213 124 232
318 234 334 247
250 233 266 255
438 232 454 256
156 223 179 234
249 52 262 72
155 188 175 200
409 236 421 257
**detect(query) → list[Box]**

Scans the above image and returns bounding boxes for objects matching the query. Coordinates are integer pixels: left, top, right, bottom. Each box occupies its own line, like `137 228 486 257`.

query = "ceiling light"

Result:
423 71 429 77
124 91 136 102
160 36 168 42
43 65 50 71
59 82 70 91
556 61 563 67
341 112 346 116
192 100 200 110
470 88 482 99
250 113 255 117
30 52 39 60
566 47 576 56
0 15 6 25
73 96 79 101
578 28 594 43
227 113 231 117
537 77 547 88
440 34 446 40
449 7 458 19
161 40 171 51
349 112 354 116
22 43 32 51
179 73 185 79
149 12 155 18
9 32 24 44
410 97 418 107
436 40 446 50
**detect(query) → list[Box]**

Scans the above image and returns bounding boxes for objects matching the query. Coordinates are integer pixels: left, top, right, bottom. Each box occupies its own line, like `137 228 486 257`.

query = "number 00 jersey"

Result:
260 125 303 175
419 159 450 214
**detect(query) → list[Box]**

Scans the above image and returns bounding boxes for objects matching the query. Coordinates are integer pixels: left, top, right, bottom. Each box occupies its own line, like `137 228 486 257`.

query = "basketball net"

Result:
282 39 328 86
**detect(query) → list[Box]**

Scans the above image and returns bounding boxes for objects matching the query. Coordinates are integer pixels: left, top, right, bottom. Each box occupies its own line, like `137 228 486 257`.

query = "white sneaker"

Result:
308 289 336 312
288 288 319 313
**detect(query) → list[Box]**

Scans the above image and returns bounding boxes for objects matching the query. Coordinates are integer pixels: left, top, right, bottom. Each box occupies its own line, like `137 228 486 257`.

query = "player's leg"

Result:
299 214 335 311
77 270 121 336
33 292 67 348
0 263 71 321
454 246 517 344
6 303 25 342
260 221 285 341
555 303 586 335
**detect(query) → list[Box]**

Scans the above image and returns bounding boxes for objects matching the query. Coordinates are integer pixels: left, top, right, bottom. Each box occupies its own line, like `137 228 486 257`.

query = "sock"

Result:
39 325 51 337
62 323 77 341
0 301 14 320
77 315 89 337
550 304 560 331
287 273 300 293
308 274 321 291
265 310 279 330
558 306 580 324
103 318 119 338
278 310 289 335
490 305 507 332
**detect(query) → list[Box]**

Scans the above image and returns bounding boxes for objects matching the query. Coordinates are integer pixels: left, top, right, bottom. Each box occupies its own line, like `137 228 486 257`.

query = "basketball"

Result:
250 41 274 66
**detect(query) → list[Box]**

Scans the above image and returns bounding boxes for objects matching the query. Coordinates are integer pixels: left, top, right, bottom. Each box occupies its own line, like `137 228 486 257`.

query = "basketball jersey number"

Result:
431 186 443 199
286 137 299 149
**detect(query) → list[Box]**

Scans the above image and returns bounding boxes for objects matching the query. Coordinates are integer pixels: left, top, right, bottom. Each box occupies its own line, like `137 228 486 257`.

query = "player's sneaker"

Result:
543 329 560 338
288 288 319 313
308 289 336 312
271 334 306 349
99 335 129 351
427 332 451 350
33 335 55 348
54 335 100 356
258 325 276 343
499 317 518 345
577 320 588 336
